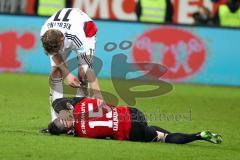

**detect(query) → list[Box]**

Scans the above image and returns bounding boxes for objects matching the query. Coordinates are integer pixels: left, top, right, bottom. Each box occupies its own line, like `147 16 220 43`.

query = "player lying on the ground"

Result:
47 97 222 144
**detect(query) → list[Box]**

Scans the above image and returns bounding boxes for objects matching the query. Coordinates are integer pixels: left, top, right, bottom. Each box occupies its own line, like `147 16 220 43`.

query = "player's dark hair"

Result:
41 29 64 54
48 119 67 135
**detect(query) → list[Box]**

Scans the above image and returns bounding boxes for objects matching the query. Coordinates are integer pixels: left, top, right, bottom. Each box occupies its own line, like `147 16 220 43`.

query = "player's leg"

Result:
49 67 63 121
129 112 222 144
154 129 222 144
158 132 203 144
129 107 150 141
76 36 96 97
76 66 88 97
49 49 71 121
129 108 171 142
129 124 167 142
150 126 171 134
41 65 63 132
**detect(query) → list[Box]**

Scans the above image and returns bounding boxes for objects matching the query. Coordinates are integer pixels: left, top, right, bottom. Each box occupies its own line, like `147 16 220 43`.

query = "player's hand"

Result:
59 110 73 128
66 74 81 88
93 94 110 112
96 98 112 113
93 94 105 107
97 98 105 107
59 118 73 128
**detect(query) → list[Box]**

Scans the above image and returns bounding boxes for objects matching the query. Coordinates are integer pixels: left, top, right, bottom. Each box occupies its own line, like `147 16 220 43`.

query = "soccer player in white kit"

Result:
40 8 104 121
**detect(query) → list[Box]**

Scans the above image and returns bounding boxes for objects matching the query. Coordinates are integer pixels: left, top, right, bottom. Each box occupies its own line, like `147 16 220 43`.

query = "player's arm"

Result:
86 68 103 99
52 97 83 113
79 55 105 106
51 53 80 88
52 98 73 113
41 29 80 88
74 24 104 104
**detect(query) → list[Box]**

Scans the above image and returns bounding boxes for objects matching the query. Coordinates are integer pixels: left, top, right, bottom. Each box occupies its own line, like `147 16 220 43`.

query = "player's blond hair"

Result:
41 29 64 54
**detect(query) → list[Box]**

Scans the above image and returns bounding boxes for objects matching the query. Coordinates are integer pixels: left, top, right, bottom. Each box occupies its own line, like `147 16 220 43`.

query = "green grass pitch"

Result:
0 73 239 160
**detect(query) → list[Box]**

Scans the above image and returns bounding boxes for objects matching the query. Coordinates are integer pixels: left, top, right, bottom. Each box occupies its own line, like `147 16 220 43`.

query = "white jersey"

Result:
40 8 96 54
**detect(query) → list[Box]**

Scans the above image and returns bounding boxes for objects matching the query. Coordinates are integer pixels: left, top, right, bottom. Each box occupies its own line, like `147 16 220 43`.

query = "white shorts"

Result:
49 36 96 68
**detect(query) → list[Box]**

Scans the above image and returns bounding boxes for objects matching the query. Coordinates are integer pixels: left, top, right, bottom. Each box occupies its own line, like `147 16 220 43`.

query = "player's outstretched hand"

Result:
93 94 111 112
97 98 105 107
97 99 112 113
66 73 81 88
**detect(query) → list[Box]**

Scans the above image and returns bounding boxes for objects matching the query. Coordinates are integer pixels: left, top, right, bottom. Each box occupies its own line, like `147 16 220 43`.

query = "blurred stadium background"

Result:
0 0 239 160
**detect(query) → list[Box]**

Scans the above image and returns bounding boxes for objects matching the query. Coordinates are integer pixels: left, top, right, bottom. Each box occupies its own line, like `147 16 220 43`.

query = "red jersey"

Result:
73 98 132 140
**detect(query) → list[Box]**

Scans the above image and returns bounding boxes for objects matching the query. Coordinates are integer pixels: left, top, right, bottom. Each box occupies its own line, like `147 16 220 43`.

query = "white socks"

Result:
156 131 168 142
49 77 63 121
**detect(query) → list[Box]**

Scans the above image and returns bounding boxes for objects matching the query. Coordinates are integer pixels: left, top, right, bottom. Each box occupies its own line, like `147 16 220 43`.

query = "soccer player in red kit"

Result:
47 97 222 144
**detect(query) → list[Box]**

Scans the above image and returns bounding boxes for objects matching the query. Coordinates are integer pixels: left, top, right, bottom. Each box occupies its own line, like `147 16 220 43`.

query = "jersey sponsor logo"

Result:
132 27 206 81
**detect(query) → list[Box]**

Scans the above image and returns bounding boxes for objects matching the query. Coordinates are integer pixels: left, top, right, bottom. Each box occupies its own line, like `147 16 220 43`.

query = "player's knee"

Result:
143 126 158 142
